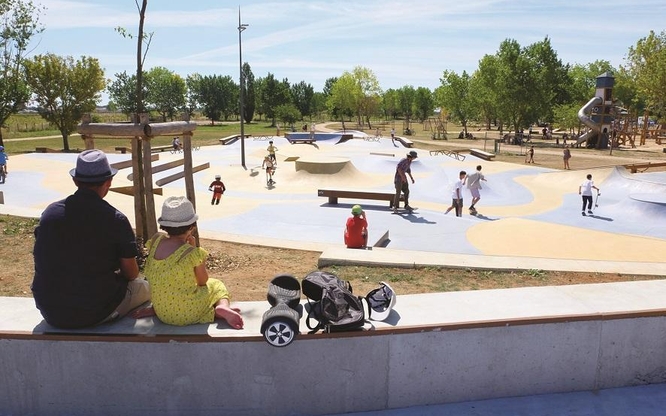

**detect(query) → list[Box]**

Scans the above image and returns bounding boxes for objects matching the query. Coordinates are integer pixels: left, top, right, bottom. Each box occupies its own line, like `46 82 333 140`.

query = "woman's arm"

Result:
194 262 209 286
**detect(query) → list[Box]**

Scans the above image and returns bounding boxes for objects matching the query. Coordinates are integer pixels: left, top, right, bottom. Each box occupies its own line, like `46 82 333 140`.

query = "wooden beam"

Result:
144 121 198 137
110 186 163 196
127 158 184 181
77 122 146 137
110 153 158 170
155 163 210 186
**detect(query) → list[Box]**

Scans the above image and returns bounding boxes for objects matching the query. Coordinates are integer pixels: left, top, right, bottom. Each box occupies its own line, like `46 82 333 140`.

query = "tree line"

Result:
1 0 664 152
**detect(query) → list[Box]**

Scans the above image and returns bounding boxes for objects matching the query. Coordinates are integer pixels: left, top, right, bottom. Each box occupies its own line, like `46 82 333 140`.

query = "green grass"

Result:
1 119 281 155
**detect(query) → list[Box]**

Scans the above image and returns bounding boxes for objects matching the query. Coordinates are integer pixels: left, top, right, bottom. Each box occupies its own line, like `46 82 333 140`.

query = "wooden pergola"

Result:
77 114 198 241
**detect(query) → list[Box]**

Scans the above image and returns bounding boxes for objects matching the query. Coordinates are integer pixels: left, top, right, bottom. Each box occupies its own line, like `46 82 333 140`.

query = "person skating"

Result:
393 150 417 213
208 175 226 205
445 171 467 217
578 174 600 216
466 165 486 215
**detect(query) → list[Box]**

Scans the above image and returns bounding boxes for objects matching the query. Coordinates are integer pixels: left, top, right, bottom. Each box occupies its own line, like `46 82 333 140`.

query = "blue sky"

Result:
33 0 665 103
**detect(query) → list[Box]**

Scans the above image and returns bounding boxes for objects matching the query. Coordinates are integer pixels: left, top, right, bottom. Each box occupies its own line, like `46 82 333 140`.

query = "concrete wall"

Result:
2 315 666 416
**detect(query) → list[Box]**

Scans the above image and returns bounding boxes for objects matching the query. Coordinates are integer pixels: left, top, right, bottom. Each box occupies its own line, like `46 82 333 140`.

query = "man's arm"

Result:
119 257 139 281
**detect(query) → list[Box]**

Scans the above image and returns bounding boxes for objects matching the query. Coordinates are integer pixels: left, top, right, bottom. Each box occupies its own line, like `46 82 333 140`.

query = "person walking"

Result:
390 127 396 147
563 145 572 170
525 146 535 163
393 150 417 213
466 165 486 215
445 171 467 217
578 173 600 216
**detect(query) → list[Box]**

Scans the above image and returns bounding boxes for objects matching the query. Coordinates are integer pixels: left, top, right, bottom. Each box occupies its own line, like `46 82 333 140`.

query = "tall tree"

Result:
435 71 475 136
382 88 400 120
412 87 434 122
397 86 416 122
351 66 382 128
327 73 357 130
24 54 105 151
525 36 570 123
242 62 255 123
290 81 314 119
0 0 44 146
625 30 666 119
144 66 186 121
107 70 141 116
260 73 291 126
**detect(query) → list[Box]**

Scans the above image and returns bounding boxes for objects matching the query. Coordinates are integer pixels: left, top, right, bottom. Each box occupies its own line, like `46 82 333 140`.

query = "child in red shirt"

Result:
208 175 226 205
344 205 368 249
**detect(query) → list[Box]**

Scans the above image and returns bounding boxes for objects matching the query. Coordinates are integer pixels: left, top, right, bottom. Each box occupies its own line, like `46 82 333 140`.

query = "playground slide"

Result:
577 96 602 145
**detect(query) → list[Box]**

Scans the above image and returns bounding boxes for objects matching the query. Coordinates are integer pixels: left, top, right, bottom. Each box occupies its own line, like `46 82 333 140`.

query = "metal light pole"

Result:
238 8 248 168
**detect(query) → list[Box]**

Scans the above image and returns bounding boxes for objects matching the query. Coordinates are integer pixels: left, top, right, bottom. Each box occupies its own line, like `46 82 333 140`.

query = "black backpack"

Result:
302 271 365 333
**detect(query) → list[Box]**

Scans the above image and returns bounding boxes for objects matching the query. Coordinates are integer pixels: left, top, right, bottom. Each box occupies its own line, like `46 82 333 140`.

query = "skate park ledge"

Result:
2 279 666 415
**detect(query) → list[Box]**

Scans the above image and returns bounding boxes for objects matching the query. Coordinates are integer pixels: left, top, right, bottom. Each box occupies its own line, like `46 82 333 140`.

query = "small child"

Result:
266 140 278 163
172 137 182 152
132 196 243 329
525 146 534 163
445 171 467 217
262 155 275 185
344 205 368 249
208 175 226 205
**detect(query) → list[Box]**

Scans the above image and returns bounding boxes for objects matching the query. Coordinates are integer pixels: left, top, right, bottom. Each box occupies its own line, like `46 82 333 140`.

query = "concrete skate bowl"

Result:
290 156 385 188
295 156 355 174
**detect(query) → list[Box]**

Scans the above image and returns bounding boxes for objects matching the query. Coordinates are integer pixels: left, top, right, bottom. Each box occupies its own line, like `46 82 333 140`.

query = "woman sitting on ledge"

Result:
132 196 243 329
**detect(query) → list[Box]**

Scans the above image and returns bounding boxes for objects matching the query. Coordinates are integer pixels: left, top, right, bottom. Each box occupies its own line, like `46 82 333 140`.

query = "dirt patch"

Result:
2 216 661 302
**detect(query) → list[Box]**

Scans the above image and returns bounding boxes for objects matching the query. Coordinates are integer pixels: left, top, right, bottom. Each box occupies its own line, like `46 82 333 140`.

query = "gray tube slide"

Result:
576 96 602 145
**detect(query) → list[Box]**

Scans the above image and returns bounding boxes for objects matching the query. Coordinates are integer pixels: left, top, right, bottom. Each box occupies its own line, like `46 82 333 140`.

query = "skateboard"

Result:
392 206 417 214
469 207 478 216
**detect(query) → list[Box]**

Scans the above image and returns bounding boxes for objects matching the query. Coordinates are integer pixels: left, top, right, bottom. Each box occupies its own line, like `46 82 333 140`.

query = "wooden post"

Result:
131 136 144 238
141 115 157 238
182 112 199 246
80 114 95 149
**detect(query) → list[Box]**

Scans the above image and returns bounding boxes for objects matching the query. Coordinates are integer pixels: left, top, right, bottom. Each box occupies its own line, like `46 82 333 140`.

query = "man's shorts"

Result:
470 188 480 199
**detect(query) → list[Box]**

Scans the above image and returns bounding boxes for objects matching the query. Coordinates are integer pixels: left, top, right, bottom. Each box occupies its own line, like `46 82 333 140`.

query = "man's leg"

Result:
402 183 411 209
100 279 150 324
393 182 402 211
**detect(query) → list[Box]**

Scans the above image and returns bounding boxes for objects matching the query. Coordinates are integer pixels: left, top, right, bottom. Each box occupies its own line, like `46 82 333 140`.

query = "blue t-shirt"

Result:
32 188 139 328
0 152 7 165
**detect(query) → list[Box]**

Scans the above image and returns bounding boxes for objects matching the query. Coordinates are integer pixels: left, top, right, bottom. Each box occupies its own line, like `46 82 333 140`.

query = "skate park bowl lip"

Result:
3 278 666 415
629 193 666 204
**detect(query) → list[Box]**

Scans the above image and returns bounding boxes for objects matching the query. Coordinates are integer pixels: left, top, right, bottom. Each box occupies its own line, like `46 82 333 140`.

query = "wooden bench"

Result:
287 137 315 145
470 148 495 160
35 147 56 153
318 189 404 208
151 145 173 153
115 146 129 154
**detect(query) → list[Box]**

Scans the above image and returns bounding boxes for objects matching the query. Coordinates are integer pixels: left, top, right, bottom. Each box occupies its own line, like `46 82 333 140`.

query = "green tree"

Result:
260 73 291 126
625 30 666 119
242 62 255 123
382 88 400 120
327 73 357 130
274 103 301 129
24 54 105 151
291 81 314 119
397 85 416 122
0 0 44 146
525 36 571 123
412 87 434 122
107 70 141 116
350 66 382 128
144 66 186 121
435 71 475 136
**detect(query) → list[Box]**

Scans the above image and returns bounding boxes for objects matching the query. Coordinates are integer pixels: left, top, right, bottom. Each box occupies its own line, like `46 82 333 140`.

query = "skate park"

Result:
1 121 666 415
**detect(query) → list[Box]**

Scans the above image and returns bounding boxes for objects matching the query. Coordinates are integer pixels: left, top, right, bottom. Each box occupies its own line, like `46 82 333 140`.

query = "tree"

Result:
274 103 301 129
144 66 186 121
625 30 666 119
107 70 141 116
412 87 434 122
351 66 382 128
24 54 105 151
382 88 400 120
327 73 357 130
524 37 571 123
435 71 475 136
260 73 291 126
187 74 237 123
397 86 416 122
0 0 44 146
290 81 314 119
242 62 255 123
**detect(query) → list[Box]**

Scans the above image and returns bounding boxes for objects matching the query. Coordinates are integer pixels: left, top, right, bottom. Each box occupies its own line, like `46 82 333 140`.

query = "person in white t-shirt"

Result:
445 171 467 217
578 173 600 216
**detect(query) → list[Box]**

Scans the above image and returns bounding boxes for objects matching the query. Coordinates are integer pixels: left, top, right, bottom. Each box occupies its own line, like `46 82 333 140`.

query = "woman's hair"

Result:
160 222 196 236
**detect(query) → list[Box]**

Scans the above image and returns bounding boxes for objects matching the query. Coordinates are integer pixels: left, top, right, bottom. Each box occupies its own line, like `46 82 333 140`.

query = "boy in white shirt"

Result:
578 173 600 216
445 171 467 217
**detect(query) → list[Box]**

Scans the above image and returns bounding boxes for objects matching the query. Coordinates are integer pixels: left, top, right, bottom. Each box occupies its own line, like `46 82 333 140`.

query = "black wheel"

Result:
263 318 297 347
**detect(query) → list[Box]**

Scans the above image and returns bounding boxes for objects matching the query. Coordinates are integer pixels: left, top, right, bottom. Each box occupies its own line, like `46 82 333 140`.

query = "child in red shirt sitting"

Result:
344 205 368 249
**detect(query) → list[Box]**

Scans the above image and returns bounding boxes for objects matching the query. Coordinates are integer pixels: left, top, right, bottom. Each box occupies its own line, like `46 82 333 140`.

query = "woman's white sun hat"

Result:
158 196 199 227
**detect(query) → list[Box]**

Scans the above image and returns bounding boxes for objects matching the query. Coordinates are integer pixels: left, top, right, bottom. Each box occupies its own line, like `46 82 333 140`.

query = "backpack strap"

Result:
176 245 196 263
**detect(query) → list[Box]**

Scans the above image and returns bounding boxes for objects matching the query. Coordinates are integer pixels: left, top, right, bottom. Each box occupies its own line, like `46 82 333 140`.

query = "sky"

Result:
30 0 666 104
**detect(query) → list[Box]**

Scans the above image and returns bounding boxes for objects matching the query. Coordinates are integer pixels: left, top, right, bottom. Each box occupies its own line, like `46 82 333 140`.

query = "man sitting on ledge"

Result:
31 149 150 329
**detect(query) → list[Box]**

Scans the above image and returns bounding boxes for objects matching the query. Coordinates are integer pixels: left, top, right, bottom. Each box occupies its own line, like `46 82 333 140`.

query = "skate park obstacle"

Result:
318 188 404 208
470 148 496 160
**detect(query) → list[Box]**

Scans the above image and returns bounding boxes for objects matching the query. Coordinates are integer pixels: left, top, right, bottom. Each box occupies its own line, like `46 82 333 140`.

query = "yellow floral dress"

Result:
145 234 230 326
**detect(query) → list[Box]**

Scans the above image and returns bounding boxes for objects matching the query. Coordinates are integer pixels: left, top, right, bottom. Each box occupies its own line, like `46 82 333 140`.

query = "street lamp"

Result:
238 8 248 168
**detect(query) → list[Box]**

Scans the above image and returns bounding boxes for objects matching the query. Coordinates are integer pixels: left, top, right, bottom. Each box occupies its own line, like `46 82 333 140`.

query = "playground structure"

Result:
577 72 615 149
76 113 200 241
423 115 448 139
